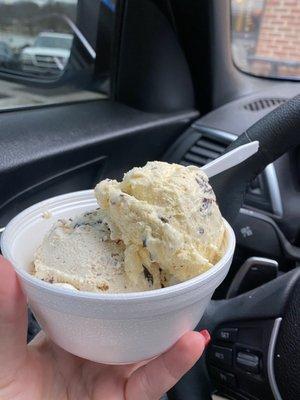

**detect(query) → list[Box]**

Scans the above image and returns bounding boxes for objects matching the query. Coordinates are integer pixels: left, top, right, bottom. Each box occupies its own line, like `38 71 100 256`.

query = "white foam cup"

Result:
1 190 235 364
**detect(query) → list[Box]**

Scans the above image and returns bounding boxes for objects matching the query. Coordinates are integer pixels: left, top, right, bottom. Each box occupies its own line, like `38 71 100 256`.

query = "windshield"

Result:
34 35 73 49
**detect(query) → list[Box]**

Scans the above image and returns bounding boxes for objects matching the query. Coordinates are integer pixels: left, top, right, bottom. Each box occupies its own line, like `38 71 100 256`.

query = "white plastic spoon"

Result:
201 141 259 178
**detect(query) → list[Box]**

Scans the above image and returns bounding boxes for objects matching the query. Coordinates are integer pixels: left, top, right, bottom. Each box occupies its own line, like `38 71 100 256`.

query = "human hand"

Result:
0 256 210 400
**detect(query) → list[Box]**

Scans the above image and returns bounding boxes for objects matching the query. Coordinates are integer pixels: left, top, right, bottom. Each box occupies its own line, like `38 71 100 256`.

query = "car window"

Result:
231 0 300 80
0 0 115 111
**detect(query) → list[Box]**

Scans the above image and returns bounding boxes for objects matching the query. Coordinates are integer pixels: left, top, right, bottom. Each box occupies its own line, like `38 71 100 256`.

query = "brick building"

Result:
251 0 300 77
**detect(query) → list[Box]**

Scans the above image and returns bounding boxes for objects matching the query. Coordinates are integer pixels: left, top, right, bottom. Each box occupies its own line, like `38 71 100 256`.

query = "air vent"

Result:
243 98 286 112
181 132 230 167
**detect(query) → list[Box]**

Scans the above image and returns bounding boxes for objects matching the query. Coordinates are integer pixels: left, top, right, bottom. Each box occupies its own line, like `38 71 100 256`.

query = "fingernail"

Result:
199 329 211 347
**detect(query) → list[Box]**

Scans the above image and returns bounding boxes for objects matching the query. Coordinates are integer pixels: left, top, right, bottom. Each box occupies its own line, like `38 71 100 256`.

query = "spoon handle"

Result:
202 141 259 178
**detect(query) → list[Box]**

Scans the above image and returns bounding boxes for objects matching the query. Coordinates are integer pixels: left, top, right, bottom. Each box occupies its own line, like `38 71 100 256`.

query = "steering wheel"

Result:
169 95 300 400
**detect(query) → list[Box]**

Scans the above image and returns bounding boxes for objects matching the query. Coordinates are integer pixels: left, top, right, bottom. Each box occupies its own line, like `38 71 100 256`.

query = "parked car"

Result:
0 41 16 69
20 32 73 76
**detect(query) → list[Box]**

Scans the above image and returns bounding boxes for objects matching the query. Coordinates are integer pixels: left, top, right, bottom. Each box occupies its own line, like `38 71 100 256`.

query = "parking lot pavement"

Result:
0 79 105 111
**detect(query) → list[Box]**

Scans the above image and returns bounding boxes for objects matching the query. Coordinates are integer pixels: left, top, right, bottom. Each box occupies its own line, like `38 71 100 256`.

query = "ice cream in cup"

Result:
1 162 235 364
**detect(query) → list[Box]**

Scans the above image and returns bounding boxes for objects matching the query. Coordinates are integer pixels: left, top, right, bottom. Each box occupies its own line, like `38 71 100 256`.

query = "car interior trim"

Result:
267 317 283 400
62 15 96 59
192 124 237 143
0 155 107 213
264 164 283 217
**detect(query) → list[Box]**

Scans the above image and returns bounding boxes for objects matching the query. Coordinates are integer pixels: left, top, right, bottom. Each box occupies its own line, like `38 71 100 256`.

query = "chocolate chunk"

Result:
198 227 204 235
74 218 103 228
200 198 213 213
97 282 109 291
143 265 154 285
159 216 169 223
142 238 147 247
84 211 95 217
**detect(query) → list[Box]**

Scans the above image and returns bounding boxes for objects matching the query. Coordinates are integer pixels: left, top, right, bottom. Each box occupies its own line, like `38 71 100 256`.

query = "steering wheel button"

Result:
211 367 237 388
236 351 260 374
210 345 233 367
216 327 238 342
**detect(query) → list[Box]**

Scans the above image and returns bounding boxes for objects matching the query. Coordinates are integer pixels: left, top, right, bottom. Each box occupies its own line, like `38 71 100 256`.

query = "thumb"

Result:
126 331 208 400
0 256 28 385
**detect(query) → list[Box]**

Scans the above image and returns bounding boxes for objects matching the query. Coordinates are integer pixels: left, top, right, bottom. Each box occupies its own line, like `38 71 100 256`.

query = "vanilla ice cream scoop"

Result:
34 210 124 292
95 161 226 287
34 209 162 292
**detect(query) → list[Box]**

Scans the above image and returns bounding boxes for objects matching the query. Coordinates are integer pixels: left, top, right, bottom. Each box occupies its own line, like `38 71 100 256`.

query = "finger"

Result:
126 330 209 400
0 256 28 383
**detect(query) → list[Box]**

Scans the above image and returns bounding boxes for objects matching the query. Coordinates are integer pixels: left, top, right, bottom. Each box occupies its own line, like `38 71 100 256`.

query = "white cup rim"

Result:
1 190 236 301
